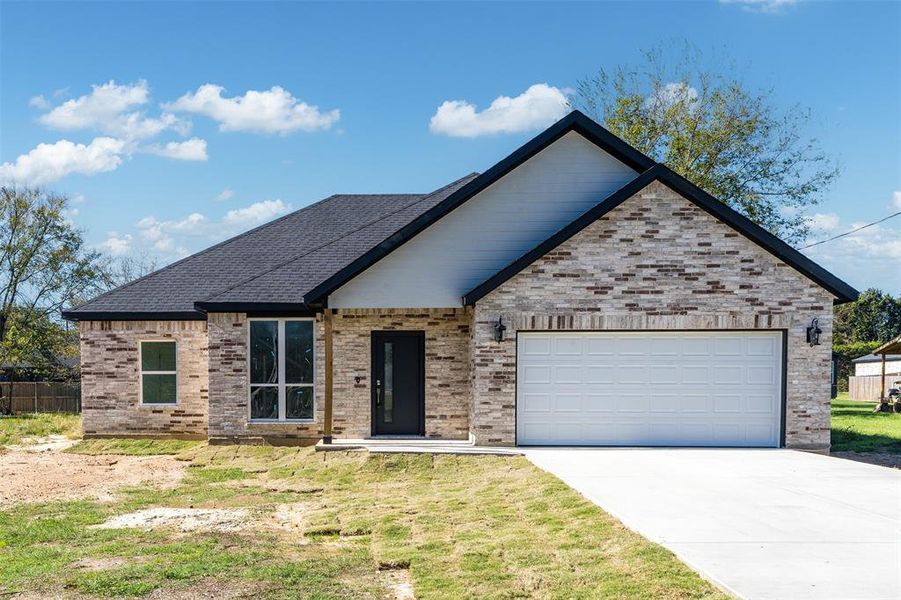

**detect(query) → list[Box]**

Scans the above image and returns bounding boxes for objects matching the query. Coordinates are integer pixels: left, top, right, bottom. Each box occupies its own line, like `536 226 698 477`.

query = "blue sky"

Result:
2 0 899 293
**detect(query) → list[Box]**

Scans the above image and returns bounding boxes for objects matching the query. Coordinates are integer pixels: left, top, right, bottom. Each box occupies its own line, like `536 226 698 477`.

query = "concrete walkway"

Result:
524 448 901 600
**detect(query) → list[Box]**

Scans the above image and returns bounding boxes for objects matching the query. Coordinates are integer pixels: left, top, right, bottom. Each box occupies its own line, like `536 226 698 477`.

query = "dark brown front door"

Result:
371 331 424 436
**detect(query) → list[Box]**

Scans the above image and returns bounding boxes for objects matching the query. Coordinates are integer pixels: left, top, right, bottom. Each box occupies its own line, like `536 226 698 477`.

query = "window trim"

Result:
139 339 178 406
247 317 316 423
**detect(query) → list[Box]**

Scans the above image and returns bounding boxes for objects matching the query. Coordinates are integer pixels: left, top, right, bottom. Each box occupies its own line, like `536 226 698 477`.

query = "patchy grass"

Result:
1 445 726 599
68 438 203 456
0 412 81 446
832 395 901 454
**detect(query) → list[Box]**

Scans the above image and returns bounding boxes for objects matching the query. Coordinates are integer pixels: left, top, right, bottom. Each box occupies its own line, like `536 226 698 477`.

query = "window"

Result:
249 319 314 421
141 341 177 405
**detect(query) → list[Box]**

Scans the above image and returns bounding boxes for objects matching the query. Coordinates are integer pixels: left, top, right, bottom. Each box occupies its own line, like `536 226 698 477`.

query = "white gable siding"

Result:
328 132 638 308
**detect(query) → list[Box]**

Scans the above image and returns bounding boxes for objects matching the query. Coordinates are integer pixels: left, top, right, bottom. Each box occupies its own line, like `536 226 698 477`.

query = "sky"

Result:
1 0 899 294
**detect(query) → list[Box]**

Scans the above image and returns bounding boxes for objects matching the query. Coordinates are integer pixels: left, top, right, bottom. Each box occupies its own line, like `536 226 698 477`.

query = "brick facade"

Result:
471 181 835 450
77 181 837 450
79 320 208 438
331 308 471 439
207 312 326 444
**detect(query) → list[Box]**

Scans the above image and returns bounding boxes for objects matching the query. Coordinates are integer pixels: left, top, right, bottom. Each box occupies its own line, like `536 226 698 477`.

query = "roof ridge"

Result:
197 173 478 305
70 191 423 313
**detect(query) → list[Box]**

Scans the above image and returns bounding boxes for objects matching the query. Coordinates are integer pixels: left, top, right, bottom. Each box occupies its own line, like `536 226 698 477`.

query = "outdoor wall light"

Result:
806 318 822 346
493 316 507 342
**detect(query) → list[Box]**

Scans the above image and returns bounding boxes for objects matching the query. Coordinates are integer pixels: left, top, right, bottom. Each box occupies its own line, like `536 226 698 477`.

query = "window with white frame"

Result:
140 341 177 405
248 318 314 421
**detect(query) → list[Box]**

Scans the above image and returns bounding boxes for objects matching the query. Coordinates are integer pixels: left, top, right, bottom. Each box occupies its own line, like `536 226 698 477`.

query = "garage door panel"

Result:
713 394 742 413
523 365 551 384
747 365 776 385
650 366 681 384
617 365 647 384
713 366 743 385
554 365 582 383
517 331 782 447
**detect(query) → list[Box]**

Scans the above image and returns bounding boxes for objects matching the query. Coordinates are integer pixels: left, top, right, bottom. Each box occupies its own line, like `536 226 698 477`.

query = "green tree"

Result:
830 288 901 392
833 288 901 345
0 187 104 411
573 43 838 244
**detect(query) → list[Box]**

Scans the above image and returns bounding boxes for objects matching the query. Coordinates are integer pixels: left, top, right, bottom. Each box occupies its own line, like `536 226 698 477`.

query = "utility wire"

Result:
800 210 901 249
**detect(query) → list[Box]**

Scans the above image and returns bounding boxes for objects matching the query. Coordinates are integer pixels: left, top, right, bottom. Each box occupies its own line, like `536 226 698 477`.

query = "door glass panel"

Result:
384 342 393 423
285 321 313 384
286 386 313 419
250 321 278 384
250 386 278 419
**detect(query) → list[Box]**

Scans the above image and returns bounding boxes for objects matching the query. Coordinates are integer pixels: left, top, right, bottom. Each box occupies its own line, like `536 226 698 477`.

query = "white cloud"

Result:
29 95 50 109
144 138 208 161
429 84 570 138
806 212 840 233
644 82 699 116
129 200 290 259
719 0 799 13
223 199 289 225
97 233 133 256
38 80 188 141
165 84 340 135
891 191 901 210
214 188 235 202
803 214 901 295
0 137 126 185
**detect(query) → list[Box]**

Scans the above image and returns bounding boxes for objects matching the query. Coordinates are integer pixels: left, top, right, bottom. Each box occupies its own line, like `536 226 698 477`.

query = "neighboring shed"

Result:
849 338 901 401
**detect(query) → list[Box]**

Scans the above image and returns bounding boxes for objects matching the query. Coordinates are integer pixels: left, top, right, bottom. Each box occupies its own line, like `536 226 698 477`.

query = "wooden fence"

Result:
848 375 901 401
2 382 81 414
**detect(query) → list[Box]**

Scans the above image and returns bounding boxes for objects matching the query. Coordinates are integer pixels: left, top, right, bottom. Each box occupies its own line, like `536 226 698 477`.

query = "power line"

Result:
800 210 901 250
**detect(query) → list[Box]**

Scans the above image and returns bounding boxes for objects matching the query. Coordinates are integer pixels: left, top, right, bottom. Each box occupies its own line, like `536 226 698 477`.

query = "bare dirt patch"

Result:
95 507 251 532
0 439 185 504
379 568 415 600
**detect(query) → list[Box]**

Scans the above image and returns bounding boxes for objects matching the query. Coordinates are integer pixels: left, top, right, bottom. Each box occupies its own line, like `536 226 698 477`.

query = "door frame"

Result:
514 329 788 448
370 330 426 437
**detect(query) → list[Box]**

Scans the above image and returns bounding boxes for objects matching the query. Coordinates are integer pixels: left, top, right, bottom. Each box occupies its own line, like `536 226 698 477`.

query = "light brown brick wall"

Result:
79 320 208 438
207 312 325 443
331 308 471 439
472 181 835 450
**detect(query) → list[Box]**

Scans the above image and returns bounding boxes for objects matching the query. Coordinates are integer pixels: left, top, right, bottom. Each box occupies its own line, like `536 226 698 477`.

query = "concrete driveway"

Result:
524 448 901 600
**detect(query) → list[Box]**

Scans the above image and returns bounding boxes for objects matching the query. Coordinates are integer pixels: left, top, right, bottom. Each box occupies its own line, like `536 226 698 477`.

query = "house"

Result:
62 111 857 451
849 345 901 400
851 354 901 377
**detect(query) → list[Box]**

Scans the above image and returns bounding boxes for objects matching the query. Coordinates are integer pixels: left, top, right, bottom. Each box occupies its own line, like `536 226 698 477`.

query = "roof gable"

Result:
463 164 858 305
302 110 656 306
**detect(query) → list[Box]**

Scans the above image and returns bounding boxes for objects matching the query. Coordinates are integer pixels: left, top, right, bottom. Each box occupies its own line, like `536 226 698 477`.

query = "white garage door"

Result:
516 331 783 447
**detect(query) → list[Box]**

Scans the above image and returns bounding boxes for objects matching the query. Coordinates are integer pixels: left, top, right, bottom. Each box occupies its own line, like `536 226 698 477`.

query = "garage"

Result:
516 331 784 447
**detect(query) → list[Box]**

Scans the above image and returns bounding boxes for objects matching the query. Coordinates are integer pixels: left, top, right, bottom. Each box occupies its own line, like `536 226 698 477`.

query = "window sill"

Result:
139 403 178 408
248 420 316 425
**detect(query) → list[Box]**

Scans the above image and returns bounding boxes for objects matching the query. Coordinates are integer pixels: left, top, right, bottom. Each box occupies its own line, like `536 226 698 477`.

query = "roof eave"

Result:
61 310 207 322
193 301 319 316
873 335 901 356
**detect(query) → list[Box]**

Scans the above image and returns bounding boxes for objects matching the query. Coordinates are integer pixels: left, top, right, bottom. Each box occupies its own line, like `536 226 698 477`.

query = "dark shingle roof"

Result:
852 354 901 364
63 174 478 320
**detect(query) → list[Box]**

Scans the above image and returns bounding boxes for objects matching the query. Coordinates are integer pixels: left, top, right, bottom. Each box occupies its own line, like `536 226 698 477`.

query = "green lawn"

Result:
68 438 203 456
831 393 901 454
0 412 81 446
1 441 726 599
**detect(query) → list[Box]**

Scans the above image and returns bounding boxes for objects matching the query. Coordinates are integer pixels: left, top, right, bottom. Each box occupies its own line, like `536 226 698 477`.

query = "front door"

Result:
371 331 425 436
